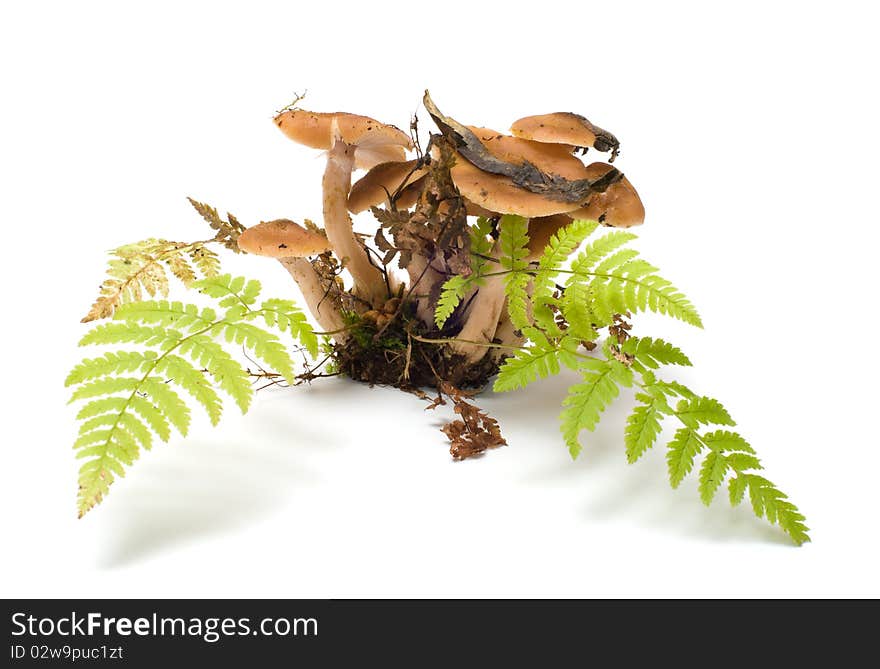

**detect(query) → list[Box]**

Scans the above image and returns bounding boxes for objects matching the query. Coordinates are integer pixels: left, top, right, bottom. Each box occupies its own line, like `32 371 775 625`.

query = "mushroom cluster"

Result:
238 92 645 388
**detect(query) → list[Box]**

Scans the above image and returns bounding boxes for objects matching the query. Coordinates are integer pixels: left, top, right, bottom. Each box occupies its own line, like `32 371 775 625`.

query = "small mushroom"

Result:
237 219 347 338
274 110 413 306
510 112 620 158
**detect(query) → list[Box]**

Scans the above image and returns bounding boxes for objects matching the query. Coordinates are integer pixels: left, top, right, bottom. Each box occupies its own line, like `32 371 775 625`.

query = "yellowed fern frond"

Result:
81 239 221 323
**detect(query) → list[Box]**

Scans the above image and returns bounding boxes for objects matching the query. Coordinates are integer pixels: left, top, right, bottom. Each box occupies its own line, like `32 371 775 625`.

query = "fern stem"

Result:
408 333 525 351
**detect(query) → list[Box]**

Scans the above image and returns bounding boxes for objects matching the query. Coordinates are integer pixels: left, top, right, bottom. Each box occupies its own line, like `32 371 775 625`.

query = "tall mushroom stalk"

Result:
322 137 390 306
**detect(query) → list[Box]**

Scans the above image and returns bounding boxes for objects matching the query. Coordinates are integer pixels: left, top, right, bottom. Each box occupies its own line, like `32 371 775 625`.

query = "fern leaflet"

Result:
493 331 579 392
435 275 472 328
560 355 633 458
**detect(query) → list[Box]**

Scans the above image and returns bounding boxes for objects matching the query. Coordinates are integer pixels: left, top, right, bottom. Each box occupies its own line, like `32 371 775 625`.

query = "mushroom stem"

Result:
322 139 392 306
278 257 348 341
448 248 507 363
405 253 450 326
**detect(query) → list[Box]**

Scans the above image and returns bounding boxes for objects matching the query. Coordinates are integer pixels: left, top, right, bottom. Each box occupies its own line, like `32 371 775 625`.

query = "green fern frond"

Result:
68 274 316 517
636 369 810 544
470 211 805 543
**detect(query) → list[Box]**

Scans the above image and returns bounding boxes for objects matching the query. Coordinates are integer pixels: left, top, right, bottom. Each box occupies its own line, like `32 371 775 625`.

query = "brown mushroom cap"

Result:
348 160 429 213
510 112 619 154
237 219 332 258
450 128 591 218
273 110 413 169
568 162 645 228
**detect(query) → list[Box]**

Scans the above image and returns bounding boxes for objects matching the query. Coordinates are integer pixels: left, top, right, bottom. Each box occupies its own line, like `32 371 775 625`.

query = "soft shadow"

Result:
98 401 331 567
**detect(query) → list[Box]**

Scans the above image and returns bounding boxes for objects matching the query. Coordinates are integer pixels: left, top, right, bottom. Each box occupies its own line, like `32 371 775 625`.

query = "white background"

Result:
1 1 878 597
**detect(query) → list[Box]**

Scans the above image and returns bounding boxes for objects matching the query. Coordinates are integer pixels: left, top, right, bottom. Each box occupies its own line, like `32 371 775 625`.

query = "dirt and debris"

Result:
424 382 507 460
331 299 502 390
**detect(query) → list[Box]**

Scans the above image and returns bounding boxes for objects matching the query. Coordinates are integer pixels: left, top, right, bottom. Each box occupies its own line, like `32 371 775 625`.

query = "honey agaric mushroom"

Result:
237 219 347 337
568 162 645 228
348 159 428 214
510 112 620 160
274 109 413 306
